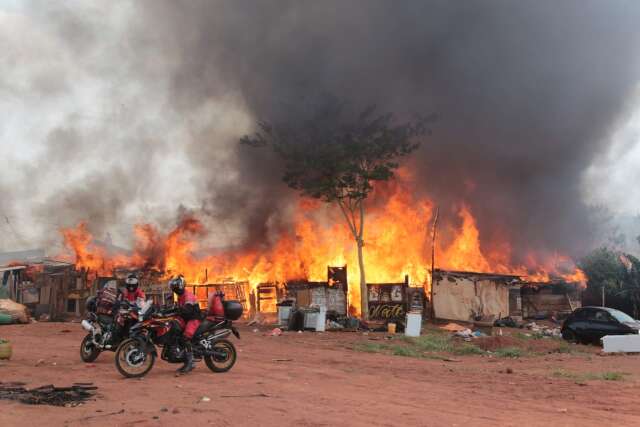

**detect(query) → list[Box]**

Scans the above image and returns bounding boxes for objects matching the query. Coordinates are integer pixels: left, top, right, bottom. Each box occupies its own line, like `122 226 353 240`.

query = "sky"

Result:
1 1 640 257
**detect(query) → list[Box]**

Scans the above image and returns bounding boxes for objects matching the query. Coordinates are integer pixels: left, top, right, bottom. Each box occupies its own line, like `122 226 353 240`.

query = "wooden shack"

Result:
1 257 90 320
432 269 521 322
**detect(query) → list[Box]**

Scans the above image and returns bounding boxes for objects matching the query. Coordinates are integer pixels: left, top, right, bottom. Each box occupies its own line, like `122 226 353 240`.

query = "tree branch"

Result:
337 199 358 238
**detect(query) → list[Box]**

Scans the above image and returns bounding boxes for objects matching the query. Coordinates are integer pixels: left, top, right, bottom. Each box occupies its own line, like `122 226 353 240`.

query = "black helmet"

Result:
169 275 186 295
85 295 97 313
125 273 139 292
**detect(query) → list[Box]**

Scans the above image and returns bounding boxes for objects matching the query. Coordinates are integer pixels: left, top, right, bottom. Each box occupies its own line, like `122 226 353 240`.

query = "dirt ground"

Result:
1 322 640 427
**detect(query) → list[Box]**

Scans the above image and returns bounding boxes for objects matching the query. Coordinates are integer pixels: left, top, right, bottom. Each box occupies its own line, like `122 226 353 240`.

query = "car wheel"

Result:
562 329 579 343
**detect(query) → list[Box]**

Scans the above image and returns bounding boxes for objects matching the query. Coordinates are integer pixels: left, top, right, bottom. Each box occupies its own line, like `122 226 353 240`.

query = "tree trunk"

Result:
357 238 368 320
337 198 368 320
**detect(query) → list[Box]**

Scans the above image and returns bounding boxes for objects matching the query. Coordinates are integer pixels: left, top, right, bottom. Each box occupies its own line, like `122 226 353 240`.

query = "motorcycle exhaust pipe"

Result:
81 320 95 333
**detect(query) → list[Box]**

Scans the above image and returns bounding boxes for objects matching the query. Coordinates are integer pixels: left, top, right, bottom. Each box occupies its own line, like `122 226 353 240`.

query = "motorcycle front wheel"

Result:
80 333 101 363
115 338 156 378
204 339 237 373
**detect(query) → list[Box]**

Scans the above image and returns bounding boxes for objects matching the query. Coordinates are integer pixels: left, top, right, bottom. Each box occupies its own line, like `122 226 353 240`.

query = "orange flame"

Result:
59 173 586 315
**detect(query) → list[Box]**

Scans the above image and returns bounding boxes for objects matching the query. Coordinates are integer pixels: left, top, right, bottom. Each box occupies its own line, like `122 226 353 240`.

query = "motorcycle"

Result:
80 298 141 362
114 297 243 378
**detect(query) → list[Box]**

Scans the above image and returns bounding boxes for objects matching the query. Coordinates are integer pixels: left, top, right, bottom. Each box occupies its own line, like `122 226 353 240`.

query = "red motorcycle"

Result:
114 297 243 378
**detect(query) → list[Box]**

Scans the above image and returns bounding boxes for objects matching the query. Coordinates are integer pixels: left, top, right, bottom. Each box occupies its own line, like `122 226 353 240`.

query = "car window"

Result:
593 310 610 322
609 309 635 323
580 308 598 320
572 309 588 320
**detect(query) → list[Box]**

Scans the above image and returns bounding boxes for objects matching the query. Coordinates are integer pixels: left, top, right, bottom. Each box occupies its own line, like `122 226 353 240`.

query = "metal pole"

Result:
430 207 439 320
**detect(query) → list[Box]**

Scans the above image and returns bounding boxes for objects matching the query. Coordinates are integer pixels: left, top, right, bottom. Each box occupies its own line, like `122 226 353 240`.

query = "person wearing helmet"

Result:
122 273 146 307
169 275 201 374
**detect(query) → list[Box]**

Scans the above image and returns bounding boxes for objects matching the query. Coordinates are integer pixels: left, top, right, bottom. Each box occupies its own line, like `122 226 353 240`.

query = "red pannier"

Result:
207 291 225 317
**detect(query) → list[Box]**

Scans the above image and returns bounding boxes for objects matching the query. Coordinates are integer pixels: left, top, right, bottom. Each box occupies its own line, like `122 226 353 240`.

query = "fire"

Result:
59 173 586 316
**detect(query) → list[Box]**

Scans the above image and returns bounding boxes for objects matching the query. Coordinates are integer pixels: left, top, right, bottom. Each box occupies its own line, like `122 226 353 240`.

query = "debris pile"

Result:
523 322 562 338
0 382 97 407
453 328 486 340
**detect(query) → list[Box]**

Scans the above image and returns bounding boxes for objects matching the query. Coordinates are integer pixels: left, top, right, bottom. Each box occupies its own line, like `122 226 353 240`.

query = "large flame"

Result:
60 172 585 316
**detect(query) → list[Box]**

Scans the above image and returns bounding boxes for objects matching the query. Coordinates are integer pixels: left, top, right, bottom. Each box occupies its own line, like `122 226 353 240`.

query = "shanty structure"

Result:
518 281 581 319
0 249 91 320
432 269 521 322
432 269 582 322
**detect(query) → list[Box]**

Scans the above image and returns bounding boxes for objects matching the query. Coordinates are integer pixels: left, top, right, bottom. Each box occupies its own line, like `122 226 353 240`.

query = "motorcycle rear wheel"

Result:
204 339 237 373
80 333 101 363
115 338 156 378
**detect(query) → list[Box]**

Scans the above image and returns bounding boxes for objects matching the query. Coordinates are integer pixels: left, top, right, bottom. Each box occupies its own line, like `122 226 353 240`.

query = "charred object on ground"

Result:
0 382 97 406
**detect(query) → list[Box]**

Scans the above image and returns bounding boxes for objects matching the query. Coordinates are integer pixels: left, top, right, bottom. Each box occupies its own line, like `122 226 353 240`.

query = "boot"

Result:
177 342 195 374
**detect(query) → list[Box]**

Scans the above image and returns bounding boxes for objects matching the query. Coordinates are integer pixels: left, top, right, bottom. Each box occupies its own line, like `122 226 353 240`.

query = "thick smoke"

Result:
2 1 640 263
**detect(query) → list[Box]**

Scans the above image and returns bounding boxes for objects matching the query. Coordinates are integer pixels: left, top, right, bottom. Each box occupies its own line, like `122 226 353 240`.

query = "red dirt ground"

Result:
1 322 640 426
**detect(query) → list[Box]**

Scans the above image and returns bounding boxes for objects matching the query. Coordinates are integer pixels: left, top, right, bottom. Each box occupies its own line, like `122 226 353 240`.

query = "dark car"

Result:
561 306 640 344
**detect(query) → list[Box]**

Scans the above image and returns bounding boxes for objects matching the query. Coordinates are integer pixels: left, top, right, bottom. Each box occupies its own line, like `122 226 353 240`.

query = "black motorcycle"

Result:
114 300 243 378
80 298 142 362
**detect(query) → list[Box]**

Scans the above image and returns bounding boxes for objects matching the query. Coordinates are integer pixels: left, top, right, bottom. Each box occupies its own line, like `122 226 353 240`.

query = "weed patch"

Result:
552 369 628 382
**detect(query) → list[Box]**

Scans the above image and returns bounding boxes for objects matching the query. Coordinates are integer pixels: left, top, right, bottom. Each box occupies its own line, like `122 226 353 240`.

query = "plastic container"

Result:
405 312 422 337
0 340 12 360
387 322 397 334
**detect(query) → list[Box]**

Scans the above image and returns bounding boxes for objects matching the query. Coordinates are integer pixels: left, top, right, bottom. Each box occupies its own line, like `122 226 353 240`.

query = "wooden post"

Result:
430 207 439 321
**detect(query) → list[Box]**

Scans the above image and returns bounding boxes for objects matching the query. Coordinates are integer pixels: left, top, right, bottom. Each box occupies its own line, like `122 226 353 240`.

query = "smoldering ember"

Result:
3 2 640 427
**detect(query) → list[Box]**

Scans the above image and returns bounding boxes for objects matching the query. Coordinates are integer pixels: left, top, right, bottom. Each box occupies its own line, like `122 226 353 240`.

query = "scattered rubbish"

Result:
160 407 168 412
38 314 50 322
252 329 259 333
247 313 265 326
269 328 283 336
440 322 468 332
524 322 562 338
219 393 269 398
60 329 72 333
494 317 518 328
199 396 211 403
0 382 97 407
327 320 344 330
441 358 462 362
35 359 46 367
272 358 293 362
453 328 474 339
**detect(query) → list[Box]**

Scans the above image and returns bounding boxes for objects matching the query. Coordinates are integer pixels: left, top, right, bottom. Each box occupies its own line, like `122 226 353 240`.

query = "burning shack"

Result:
432 269 581 323
432 270 521 322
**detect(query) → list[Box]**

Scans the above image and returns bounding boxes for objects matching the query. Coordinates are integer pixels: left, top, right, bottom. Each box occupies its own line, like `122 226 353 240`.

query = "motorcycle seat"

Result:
194 319 211 337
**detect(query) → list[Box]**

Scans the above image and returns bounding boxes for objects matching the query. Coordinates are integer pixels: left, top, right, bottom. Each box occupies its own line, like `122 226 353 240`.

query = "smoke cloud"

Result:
2 1 640 264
